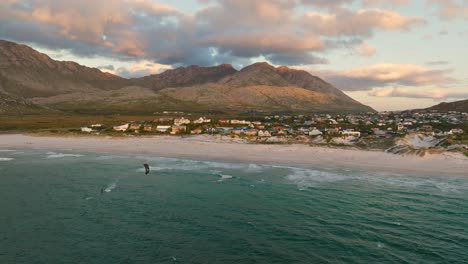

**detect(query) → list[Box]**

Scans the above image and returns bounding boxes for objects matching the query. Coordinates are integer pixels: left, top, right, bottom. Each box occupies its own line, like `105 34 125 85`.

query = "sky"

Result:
0 0 467 111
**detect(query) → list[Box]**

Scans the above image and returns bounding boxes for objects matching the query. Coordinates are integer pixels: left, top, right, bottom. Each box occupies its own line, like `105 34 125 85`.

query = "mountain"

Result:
0 40 375 114
426 99 468 113
134 64 237 91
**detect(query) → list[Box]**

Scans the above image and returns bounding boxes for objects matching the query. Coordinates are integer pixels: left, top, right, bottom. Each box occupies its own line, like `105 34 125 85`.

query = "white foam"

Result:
0 157 13 161
218 174 234 182
45 152 84 159
104 182 117 193
136 166 164 173
285 168 354 188
0 149 15 152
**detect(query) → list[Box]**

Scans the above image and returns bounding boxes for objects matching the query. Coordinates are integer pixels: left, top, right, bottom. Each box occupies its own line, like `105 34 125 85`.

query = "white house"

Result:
81 127 94 133
113 124 129 131
156 125 171 133
340 130 361 137
193 117 211 124
258 130 272 137
309 129 322 136
174 117 191 126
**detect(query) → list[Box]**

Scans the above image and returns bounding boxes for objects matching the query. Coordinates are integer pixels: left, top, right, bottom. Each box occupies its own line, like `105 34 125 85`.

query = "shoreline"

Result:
1 134 467 177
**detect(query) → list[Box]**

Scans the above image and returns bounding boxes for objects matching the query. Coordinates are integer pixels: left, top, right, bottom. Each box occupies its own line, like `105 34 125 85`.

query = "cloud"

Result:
357 42 376 57
0 0 426 67
426 0 468 19
99 60 171 78
369 87 468 100
301 8 425 37
265 52 329 65
362 0 410 6
314 63 456 91
425 60 449 66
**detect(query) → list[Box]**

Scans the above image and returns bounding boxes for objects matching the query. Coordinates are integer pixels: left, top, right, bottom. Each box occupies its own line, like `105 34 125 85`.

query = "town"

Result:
78 110 468 154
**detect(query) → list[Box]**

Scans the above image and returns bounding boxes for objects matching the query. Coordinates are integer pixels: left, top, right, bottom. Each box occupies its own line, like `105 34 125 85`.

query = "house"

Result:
258 130 271 137
397 124 405 131
420 125 433 132
81 127 93 133
174 117 191 126
171 125 187 134
231 120 251 125
143 124 153 132
91 124 103 128
216 127 232 134
191 128 203 134
129 123 141 130
193 117 211 124
156 125 171 133
340 130 361 137
449 128 464 135
231 128 244 135
309 129 322 136
244 129 258 136
113 124 129 131
155 117 174 123
218 119 230 124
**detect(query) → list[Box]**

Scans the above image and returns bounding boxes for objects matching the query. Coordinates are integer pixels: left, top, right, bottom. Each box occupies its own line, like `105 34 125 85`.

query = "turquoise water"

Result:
1 149 467 263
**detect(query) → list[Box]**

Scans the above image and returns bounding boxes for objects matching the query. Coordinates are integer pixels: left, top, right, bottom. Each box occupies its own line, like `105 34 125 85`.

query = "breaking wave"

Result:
45 152 84 159
104 182 117 193
218 174 234 182
0 157 13 161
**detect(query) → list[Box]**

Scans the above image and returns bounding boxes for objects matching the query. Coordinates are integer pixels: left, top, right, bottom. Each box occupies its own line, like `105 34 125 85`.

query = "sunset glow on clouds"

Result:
0 0 467 110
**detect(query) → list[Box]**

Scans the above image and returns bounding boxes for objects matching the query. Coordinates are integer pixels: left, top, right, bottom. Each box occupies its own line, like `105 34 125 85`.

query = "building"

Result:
191 128 203 134
193 117 211 124
81 127 93 133
155 117 174 123
449 128 464 135
258 130 271 137
143 124 153 132
156 125 171 133
420 125 433 132
230 120 251 125
340 130 361 137
309 129 322 136
244 129 258 136
171 125 187 134
129 123 141 130
113 124 129 131
174 117 191 126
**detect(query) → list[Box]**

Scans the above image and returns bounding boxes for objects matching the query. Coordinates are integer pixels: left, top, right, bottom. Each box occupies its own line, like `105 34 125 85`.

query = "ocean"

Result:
1 149 467 263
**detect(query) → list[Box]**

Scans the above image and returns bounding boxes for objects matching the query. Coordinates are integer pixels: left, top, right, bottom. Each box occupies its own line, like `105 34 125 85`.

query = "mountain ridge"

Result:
0 39 375 114
426 99 468 113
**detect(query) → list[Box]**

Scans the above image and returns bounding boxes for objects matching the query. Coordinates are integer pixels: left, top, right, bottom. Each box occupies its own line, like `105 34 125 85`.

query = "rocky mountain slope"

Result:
426 99 468 113
0 40 375 114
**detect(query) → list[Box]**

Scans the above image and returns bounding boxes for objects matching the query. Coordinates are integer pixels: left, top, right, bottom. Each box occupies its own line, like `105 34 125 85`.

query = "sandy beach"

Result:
0 134 466 177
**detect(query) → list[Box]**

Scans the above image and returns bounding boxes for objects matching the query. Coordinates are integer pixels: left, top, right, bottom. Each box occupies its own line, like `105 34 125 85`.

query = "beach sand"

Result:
0 134 466 177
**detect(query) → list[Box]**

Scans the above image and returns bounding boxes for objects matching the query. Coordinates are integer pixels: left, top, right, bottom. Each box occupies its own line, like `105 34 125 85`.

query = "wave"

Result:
0 149 15 152
104 182 117 193
284 167 468 193
0 157 13 161
285 168 355 188
136 166 165 173
218 174 234 182
45 152 84 159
